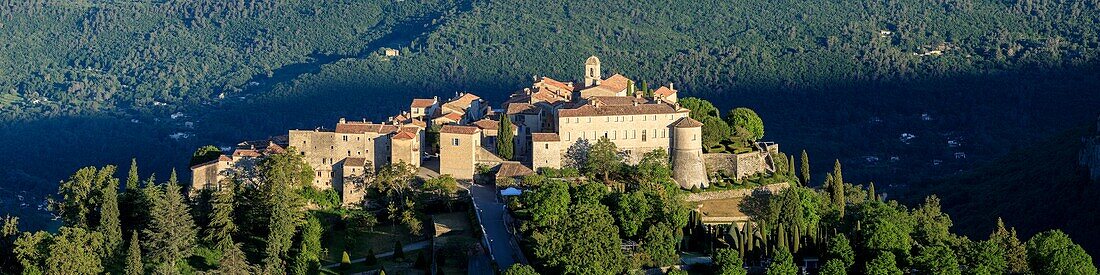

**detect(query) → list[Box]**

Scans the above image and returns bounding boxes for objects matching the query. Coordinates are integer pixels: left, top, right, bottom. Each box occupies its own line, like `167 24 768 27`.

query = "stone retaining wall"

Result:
685 182 789 202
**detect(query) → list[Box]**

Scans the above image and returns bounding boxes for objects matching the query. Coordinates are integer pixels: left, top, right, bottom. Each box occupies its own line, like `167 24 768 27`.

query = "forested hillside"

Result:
1 0 1099 231
908 125 1100 255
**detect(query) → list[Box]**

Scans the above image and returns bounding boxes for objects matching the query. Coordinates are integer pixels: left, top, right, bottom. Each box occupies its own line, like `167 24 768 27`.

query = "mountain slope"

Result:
909 124 1100 254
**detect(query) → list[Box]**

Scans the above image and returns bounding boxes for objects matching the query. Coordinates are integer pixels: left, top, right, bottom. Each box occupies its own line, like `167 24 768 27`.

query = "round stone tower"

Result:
670 117 708 189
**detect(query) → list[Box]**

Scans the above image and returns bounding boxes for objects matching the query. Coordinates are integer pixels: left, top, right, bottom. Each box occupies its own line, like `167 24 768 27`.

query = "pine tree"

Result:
204 186 236 251
98 174 123 264
125 232 143 275
126 159 140 191
143 180 197 271
990 218 1029 273
497 114 515 160
217 243 254 275
800 150 810 184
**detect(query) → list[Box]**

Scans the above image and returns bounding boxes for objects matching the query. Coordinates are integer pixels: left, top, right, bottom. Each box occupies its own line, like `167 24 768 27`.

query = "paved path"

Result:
322 240 430 268
469 183 526 271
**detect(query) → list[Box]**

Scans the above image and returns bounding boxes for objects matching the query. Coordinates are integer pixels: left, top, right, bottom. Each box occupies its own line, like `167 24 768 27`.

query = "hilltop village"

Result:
190 56 778 206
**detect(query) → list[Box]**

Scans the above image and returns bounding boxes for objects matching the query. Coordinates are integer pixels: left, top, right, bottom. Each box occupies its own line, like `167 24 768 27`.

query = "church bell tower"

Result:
584 55 601 87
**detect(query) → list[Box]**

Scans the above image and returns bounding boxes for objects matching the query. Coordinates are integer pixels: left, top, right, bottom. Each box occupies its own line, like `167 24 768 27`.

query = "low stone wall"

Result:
685 183 789 202
703 150 773 179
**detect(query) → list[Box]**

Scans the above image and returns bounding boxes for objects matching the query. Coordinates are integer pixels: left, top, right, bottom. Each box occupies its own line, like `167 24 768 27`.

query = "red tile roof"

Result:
439 125 480 135
471 118 516 131
531 133 560 142
588 96 648 106
536 77 575 93
671 117 704 128
559 102 685 117
410 98 436 108
335 122 399 134
599 74 631 91
505 102 538 115
653 86 677 97
495 161 535 178
443 93 480 111
393 129 418 140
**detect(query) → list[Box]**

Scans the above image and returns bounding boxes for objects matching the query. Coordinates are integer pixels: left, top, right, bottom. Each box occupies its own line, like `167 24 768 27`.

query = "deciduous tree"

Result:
713 248 746 275
727 108 764 141
586 136 621 182
1026 230 1096 275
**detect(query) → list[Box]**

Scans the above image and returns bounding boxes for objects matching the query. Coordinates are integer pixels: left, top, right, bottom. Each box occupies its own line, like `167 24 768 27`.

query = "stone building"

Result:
188 138 286 196
439 125 481 179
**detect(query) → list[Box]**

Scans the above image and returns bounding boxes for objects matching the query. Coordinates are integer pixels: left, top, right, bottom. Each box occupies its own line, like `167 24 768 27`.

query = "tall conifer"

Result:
800 150 810 185
204 186 236 251
143 180 197 271
497 114 515 160
124 232 143 275
98 174 123 261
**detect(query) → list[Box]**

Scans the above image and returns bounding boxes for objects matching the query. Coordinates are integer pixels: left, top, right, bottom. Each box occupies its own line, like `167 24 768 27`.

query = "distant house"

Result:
383 48 400 57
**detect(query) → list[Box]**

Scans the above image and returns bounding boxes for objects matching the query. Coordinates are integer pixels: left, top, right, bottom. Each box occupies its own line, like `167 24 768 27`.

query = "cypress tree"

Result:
143 180 197 271
124 232 143 275
204 186 236 251
98 174 123 263
497 114 515 160
393 240 405 259
341 251 352 270
364 248 378 265
868 182 877 201
800 150 810 185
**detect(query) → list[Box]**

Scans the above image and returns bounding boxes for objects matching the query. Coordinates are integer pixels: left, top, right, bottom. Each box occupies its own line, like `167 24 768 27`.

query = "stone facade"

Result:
703 143 779 180
439 125 481 179
531 133 562 171
671 118 708 188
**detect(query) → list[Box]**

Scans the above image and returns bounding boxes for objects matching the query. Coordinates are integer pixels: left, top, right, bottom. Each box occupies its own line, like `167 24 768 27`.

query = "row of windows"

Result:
562 114 676 124
564 129 668 141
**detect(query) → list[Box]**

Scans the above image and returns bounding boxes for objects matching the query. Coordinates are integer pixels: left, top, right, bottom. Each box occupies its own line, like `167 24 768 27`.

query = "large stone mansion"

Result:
192 56 772 205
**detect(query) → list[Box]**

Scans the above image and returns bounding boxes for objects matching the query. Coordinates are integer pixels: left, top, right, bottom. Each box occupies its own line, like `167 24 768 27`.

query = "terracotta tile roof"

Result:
233 149 262 157
599 74 631 91
407 119 427 128
653 86 677 97
579 86 621 98
344 157 368 167
538 77 574 91
495 162 535 178
393 129 418 140
559 102 684 117
531 133 560 142
335 122 399 134
505 102 538 115
588 96 648 106
471 118 517 131
439 125 480 135
410 98 436 108
443 93 480 111
531 87 566 103
671 117 704 128
442 112 464 122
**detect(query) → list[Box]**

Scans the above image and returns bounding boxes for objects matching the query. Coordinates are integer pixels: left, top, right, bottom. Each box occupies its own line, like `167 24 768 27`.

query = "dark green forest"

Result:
0 0 1098 254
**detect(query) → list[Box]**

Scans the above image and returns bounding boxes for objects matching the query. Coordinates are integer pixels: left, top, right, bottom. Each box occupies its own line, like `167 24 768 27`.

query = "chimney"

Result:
339 117 346 124
669 82 675 90
633 101 638 107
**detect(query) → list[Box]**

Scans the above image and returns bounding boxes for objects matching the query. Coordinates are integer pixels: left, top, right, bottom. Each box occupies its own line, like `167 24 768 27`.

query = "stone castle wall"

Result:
704 151 773 179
